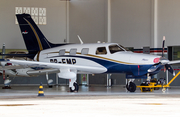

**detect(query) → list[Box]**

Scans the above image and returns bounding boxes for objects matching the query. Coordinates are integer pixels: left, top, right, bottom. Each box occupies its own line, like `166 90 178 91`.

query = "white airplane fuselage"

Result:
34 43 161 79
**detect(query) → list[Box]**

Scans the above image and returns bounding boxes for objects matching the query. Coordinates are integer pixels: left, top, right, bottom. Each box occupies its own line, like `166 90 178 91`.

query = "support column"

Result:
86 74 89 86
66 0 69 43
150 0 158 80
56 73 59 86
107 74 111 87
154 0 158 48
107 0 111 87
151 0 158 48
107 0 111 43
166 71 169 91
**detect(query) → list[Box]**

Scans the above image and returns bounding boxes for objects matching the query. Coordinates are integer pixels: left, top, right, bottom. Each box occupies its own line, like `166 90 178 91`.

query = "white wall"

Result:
1 0 180 49
111 0 152 48
0 0 67 49
69 0 107 43
158 0 180 48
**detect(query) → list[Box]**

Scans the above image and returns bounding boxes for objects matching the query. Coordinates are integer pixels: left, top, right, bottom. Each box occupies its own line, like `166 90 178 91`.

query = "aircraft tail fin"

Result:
16 14 66 58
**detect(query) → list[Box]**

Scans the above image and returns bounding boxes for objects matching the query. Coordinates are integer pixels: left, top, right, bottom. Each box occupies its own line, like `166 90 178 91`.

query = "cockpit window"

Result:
118 44 130 51
109 44 129 54
96 47 107 55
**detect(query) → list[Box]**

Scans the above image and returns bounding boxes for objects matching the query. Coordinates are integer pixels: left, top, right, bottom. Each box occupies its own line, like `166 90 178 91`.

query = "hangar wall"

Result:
111 0 152 48
0 0 180 86
1 0 180 51
0 0 67 49
0 0 68 85
69 0 107 43
158 0 180 47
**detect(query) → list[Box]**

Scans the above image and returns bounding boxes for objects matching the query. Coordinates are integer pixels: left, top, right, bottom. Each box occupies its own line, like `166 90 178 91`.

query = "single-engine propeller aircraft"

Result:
1 13 180 92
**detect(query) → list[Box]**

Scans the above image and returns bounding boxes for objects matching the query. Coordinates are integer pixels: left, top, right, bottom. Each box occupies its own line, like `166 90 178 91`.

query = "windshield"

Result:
109 44 129 54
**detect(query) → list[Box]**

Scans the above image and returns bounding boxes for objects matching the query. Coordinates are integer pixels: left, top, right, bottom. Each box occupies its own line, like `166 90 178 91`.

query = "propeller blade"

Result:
165 64 175 76
162 36 165 57
164 66 166 72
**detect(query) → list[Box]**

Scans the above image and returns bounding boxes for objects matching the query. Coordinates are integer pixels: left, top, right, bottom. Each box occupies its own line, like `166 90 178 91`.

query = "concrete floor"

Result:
0 85 180 117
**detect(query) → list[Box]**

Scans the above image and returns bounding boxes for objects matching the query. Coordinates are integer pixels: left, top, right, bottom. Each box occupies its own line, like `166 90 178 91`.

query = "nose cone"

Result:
160 57 170 65
153 57 160 63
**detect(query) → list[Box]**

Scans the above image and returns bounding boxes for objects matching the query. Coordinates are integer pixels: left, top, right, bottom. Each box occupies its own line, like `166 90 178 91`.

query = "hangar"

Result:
0 0 180 88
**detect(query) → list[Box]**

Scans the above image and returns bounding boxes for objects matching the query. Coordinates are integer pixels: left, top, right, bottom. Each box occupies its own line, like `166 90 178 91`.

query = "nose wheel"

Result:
126 82 136 92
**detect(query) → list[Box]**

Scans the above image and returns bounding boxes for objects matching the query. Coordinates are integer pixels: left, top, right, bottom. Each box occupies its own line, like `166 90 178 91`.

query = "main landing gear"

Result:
2 75 11 89
46 73 53 88
69 78 79 92
70 82 79 92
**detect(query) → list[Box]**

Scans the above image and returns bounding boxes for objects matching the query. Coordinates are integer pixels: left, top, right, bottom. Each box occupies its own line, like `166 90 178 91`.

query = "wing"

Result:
0 65 24 70
0 61 60 76
3 59 107 74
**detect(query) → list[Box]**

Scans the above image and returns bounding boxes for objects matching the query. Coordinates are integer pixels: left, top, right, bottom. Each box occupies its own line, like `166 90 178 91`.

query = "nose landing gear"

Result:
126 82 136 92
126 79 136 92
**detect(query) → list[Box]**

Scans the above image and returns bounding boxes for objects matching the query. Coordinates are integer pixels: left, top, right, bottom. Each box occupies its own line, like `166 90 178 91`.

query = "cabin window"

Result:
70 48 77 55
81 48 89 55
109 45 124 54
96 47 107 55
59 49 65 55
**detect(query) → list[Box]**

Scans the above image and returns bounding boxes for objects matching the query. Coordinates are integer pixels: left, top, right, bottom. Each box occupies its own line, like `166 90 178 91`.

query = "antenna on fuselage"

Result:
77 35 83 44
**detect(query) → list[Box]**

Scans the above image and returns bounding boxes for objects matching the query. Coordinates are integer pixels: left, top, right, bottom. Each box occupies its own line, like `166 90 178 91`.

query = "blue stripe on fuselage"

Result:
47 55 154 75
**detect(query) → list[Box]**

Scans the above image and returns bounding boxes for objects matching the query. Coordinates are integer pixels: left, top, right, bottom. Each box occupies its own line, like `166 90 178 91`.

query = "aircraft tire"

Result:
70 82 79 92
48 85 53 88
128 82 136 92
126 84 130 91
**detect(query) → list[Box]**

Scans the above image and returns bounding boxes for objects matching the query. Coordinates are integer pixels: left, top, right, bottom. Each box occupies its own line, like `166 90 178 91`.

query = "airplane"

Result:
1 13 180 92
0 44 59 88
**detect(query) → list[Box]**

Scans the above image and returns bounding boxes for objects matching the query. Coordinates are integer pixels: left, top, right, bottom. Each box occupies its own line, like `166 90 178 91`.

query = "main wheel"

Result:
70 82 79 92
48 85 53 88
128 82 136 92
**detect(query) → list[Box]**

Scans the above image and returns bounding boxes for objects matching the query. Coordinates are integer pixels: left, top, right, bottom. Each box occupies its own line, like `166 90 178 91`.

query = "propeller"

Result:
165 64 175 76
159 36 175 76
